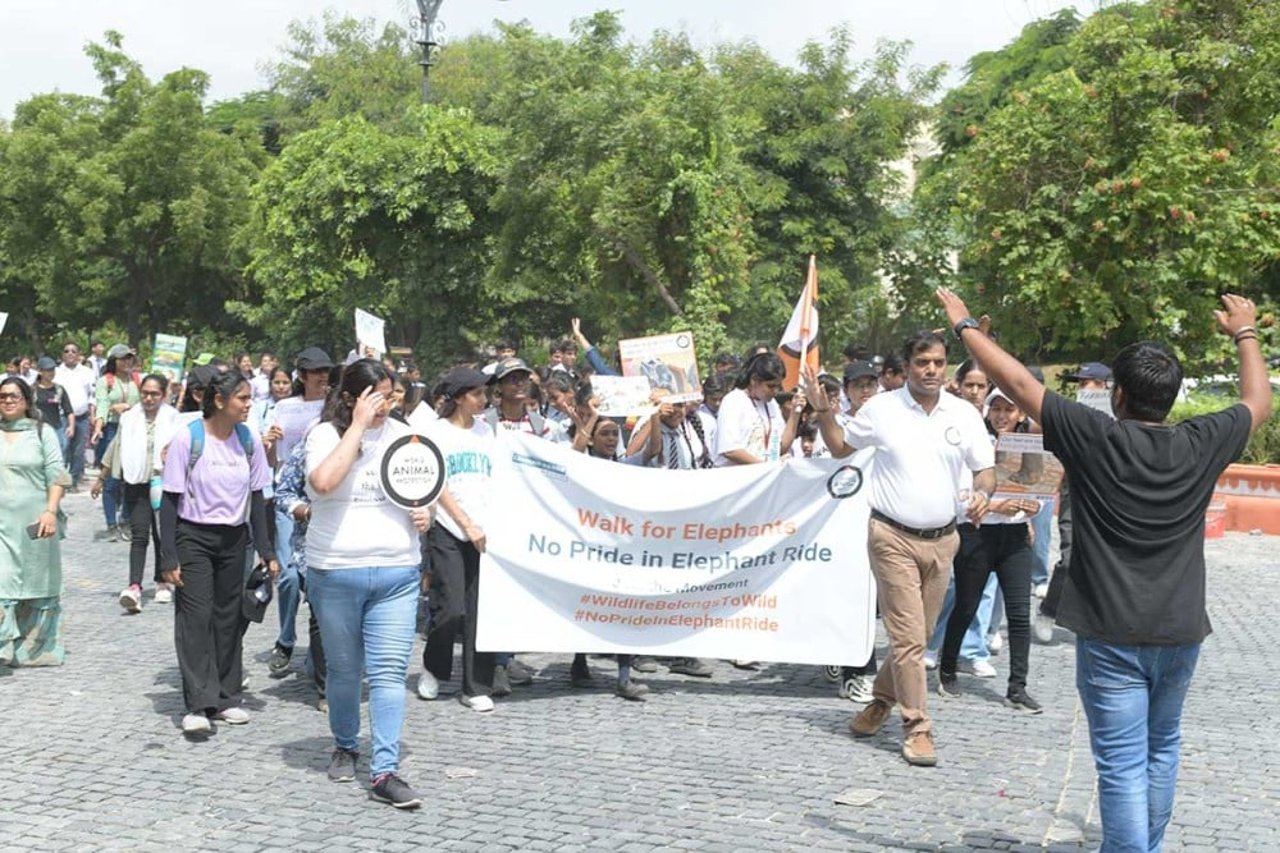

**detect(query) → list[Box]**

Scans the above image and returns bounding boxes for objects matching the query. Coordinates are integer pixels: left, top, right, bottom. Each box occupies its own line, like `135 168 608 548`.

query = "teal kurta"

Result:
0 419 70 599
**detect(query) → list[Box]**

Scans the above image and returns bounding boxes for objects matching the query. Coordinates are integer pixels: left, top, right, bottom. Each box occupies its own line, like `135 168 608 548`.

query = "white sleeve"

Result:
304 424 341 497
962 408 996 470
714 392 751 456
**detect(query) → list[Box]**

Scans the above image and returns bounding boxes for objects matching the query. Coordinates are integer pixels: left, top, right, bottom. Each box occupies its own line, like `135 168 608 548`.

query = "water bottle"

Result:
149 475 163 510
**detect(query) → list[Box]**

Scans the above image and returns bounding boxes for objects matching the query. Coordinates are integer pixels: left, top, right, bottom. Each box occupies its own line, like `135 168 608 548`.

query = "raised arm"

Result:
801 364 853 459
1215 293 1273 433
936 288 1046 424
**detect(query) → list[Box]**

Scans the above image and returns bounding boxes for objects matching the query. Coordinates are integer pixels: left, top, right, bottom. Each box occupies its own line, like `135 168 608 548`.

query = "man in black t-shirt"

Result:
937 288 1271 853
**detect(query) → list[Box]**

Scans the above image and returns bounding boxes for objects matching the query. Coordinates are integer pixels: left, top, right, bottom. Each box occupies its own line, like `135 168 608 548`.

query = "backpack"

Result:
105 371 143 390
186 418 255 478
484 406 546 437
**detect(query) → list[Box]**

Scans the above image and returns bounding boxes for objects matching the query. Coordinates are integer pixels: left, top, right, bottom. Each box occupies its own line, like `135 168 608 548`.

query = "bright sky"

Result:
0 0 1090 120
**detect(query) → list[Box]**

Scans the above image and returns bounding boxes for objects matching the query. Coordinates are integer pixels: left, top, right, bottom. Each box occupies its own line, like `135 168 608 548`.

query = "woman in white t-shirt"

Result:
713 352 797 466
305 360 432 810
416 367 499 713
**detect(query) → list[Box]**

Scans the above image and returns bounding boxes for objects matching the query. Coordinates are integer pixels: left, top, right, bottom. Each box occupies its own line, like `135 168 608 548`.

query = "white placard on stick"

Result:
355 308 388 358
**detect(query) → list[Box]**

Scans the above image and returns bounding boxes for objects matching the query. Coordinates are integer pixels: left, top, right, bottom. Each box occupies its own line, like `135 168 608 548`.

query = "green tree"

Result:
907 0 1280 364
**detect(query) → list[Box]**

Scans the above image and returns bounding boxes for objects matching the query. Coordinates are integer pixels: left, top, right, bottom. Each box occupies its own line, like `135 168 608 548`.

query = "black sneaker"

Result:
937 671 961 699
326 747 357 783
370 773 422 809
268 644 293 677
491 665 513 698
667 657 714 678
1006 687 1043 715
570 655 594 688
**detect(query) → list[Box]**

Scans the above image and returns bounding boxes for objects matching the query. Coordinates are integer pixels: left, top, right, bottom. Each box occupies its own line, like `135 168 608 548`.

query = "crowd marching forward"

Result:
1 290 1268 852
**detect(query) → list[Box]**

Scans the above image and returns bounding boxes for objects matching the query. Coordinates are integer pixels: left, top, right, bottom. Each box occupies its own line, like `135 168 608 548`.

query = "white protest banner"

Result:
354 308 387 357
1077 387 1114 417
476 431 877 666
588 374 654 417
618 332 703 404
991 432 1064 503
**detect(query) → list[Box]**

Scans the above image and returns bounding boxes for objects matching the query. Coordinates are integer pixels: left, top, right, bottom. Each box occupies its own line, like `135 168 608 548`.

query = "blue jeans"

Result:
274 504 300 649
927 574 994 662
1030 499 1055 587
66 416 89 486
1076 637 1200 853
98 422 126 527
308 565 419 778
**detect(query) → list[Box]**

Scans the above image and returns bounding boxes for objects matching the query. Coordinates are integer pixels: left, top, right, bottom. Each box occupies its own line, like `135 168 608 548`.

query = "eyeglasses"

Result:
63 347 78 354
139 390 164 398
0 393 22 402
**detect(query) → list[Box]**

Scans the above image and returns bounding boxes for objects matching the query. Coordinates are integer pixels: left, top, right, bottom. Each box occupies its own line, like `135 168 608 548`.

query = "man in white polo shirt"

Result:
54 340 98 489
807 330 994 767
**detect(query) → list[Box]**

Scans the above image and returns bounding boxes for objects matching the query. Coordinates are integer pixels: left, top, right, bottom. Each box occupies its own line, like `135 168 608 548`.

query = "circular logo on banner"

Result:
380 434 446 509
676 334 691 349
827 465 864 499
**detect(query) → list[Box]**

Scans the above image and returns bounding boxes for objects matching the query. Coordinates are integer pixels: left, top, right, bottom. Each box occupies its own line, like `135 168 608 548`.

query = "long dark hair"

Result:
734 352 785 390
323 359 392 437
0 376 41 425
201 372 249 419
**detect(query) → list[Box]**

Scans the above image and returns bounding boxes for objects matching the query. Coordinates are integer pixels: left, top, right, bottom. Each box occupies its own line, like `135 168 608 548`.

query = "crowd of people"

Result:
0 292 1266 849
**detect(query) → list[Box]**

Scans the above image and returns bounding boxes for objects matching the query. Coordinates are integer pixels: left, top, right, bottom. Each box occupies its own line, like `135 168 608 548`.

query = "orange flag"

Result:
777 255 820 391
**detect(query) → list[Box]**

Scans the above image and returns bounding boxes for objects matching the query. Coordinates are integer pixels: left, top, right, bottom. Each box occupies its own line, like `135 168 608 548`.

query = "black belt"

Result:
871 510 957 540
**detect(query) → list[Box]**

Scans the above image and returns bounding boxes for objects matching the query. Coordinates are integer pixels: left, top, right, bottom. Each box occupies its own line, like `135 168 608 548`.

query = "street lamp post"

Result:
413 0 445 103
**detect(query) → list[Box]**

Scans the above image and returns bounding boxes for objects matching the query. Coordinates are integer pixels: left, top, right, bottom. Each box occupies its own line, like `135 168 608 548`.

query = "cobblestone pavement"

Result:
2 490 1277 852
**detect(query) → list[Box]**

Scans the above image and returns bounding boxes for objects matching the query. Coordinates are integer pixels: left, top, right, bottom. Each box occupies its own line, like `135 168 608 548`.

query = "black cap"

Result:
1063 361 1112 382
843 360 879 382
296 347 335 371
492 357 533 381
439 366 493 398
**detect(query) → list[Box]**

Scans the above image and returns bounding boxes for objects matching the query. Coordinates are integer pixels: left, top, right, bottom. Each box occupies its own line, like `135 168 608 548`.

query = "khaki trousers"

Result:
867 518 959 736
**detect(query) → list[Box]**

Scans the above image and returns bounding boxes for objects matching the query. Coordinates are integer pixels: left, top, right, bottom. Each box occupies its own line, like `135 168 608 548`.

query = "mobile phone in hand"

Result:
26 522 42 539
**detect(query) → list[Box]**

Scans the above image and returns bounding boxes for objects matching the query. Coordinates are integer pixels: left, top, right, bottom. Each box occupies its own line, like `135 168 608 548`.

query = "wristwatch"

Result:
952 317 981 338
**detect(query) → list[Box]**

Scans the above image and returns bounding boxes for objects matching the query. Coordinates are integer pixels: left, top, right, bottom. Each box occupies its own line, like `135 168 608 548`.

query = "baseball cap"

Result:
986 387 1016 407
493 357 533 381
295 347 335 371
36 356 57 371
192 352 217 366
843 360 879 382
106 344 136 360
1062 362 1112 382
438 366 493 398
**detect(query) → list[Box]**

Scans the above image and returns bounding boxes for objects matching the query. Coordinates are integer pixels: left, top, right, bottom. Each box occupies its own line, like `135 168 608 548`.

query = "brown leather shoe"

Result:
902 730 937 766
848 699 892 737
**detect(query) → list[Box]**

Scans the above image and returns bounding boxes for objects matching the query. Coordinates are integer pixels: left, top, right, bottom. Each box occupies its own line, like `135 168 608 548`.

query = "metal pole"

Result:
414 0 445 103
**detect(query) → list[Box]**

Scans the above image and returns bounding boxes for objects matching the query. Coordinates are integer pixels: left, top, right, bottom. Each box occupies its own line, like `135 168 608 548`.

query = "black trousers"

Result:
122 482 163 587
174 521 248 714
942 523 1033 690
300 572 327 694
422 524 494 697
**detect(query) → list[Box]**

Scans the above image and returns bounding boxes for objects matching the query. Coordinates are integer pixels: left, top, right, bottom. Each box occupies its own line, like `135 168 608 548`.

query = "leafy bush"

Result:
1170 394 1280 465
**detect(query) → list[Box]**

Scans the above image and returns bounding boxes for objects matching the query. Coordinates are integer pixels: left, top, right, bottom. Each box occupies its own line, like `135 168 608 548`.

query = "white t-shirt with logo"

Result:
713 388 783 466
429 418 494 542
304 419 418 570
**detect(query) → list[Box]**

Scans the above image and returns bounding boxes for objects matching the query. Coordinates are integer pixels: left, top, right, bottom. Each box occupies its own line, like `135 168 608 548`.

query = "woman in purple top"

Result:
159 371 278 735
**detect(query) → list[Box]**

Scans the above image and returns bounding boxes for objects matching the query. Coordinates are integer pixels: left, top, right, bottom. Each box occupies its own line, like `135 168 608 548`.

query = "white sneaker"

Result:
416 670 439 700
923 652 937 671
457 693 494 712
987 631 1004 654
118 584 142 614
154 583 173 604
1032 582 1049 599
214 706 250 725
963 659 998 678
839 674 875 704
1034 612 1055 643
181 713 212 734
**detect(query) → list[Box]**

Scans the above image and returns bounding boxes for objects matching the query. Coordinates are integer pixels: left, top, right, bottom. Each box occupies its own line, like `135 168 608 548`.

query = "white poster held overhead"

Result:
0 312 8 336
476 431 877 666
618 332 703 404
354 308 388 358
587 374 655 417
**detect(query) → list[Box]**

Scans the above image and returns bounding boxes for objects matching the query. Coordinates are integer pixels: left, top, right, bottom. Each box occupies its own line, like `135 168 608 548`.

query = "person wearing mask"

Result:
0 377 71 667
937 387 1043 714
938 288 1271 852
807 330 996 768
32 357 74 460
306 360 432 808
418 367 500 710
159 370 276 734
91 345 142 542
265 348 334 679
55 342 97 490
96 375 180 612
